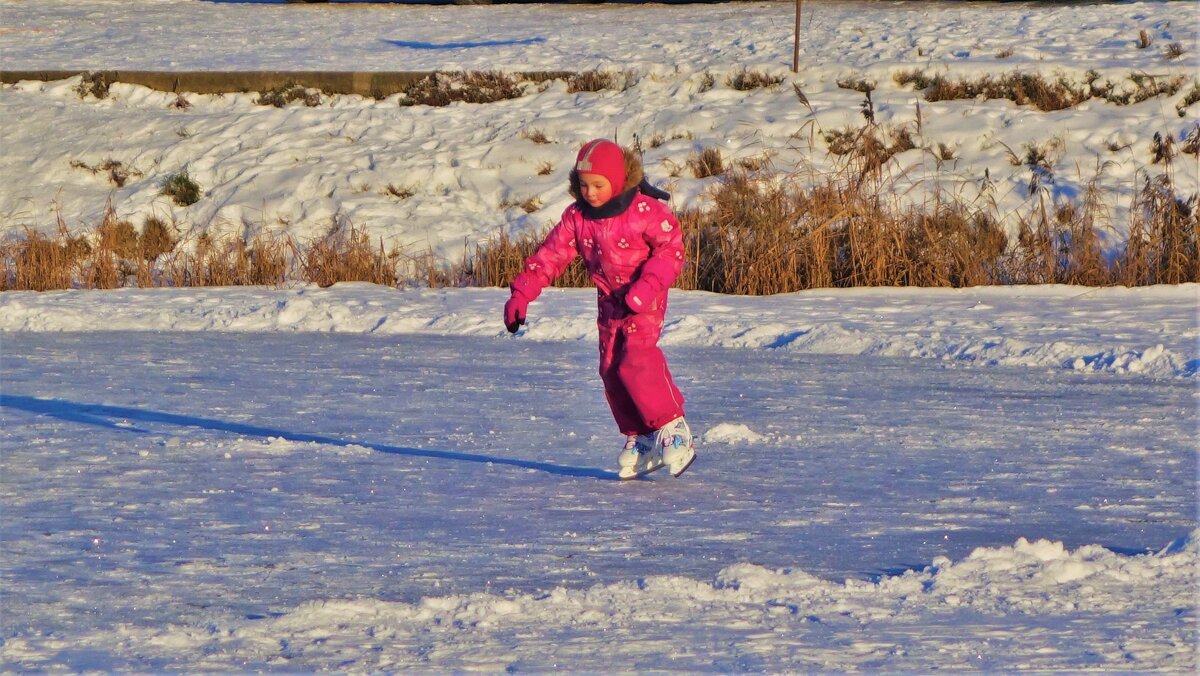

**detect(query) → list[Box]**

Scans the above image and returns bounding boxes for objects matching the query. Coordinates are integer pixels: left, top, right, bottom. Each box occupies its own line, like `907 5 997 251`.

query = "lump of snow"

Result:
703 423 766 444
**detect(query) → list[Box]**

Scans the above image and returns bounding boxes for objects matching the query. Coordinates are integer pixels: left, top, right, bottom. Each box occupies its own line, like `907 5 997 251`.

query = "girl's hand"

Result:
504 293 529 333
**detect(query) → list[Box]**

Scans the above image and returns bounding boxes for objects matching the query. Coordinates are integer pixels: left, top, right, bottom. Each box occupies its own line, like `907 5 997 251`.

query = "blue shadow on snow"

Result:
0 393 618 481
383 37 545 50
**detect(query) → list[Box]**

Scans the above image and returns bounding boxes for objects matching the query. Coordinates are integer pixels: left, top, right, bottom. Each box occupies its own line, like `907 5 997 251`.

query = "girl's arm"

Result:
509 211 580 302
625 206 684 313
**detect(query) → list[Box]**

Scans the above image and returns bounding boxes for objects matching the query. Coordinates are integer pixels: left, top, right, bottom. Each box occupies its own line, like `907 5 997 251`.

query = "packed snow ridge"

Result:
8 531 1192 670
2 283 1196 379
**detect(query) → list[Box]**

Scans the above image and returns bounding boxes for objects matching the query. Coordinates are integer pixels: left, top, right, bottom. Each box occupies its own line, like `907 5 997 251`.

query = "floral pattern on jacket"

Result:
510 192 684 322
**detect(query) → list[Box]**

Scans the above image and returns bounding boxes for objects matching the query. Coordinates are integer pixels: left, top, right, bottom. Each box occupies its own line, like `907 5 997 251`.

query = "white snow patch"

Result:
1 2 1197 262
2 284 1195 378
704 423 767 444
75 532 1198 671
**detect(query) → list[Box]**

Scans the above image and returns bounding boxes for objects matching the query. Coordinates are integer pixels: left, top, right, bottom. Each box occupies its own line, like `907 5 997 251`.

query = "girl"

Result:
503 139 695 480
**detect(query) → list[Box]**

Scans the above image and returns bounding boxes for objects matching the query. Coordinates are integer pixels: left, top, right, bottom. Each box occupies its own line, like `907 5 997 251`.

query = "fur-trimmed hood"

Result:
568 146 644 203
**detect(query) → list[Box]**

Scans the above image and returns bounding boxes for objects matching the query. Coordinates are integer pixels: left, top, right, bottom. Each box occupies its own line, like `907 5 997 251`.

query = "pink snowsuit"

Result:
510 188 686 436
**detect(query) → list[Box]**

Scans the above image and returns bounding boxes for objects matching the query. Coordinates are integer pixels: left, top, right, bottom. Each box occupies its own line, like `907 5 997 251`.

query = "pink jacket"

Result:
511 190 684 323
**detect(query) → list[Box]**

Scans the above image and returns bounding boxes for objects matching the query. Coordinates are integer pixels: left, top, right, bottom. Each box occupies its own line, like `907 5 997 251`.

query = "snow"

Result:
1 1 1197 260
2 284 1197 670
1 0 1198 671
3 283 1196 378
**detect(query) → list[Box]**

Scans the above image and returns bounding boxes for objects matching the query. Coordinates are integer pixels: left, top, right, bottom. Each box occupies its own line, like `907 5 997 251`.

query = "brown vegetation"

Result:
400 71 525 107
727 70 785 91
894 69 1188 111
4 118 1195 293
256 81 321 108
459 162 1195 294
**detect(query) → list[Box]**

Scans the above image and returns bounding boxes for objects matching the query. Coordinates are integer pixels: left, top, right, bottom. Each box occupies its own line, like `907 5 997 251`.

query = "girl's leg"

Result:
614 323 685 431
598 324 648 435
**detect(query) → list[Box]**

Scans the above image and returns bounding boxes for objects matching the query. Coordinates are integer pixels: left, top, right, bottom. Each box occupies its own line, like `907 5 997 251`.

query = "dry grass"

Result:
500 196 543 214
1 225 89 291
454 155 1196 295
735 154 771 172
792 83 813 112
0 213 408 290
823 123 917 185
297 219 401 288
6 164 1192 293
383 183 415 200
566 70 615 93
688 147 725 178
1116 173 1199 285
162 171 202 206
74 71 111 100
1182 124 1200 156
257 81 321 108
0 207 180 291
521 128 553 144
1178 83 1200 117
4 115 1195 293
933 143 957 161
837 77 876 94
70 159 142 188
448 227 589 290
401 71 525 106
159 232 287 287
564 69 637 94
727 69 785 91
894 69 1187 111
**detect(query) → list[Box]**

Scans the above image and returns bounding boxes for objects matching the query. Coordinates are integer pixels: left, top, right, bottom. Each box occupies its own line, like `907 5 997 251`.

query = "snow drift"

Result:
2 283 1195 378
15 531 1193 671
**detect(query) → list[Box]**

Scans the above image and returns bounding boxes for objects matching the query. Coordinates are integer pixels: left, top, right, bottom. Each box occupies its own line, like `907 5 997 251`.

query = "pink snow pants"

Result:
596 295 685 436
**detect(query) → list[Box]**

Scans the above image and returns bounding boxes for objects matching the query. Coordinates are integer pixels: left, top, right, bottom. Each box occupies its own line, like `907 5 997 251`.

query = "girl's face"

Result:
578 173 614 208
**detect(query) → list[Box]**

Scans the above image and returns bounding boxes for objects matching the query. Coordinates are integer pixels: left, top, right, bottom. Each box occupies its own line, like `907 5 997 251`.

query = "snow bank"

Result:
49 531 1196 671
1 283 1196 378
2 2 1197 261
3 0 1195 77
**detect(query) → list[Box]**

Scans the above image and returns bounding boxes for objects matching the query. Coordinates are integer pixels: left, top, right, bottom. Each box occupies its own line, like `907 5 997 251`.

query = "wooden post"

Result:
793 0 803 73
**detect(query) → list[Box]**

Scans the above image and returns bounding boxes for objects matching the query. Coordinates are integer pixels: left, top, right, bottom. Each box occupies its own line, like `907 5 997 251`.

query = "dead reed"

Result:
451 227 589 290
688 147 725 178
455 154 1195 295
565 70 636 94
1115 173 1199 285
4 129 1195 293
298 220 401 288
894 69 1188 111
74 71 111 100
162 171 202 206
70 159 142 188
257 81 321 108
727 70 785 91
401 71 525 107
521 128 553 144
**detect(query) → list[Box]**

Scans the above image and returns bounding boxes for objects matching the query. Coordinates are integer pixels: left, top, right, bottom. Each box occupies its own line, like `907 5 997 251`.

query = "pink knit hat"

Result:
574 139 626 191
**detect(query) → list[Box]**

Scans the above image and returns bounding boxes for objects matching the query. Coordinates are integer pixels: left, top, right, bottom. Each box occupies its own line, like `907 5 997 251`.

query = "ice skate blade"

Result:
618 461 666 481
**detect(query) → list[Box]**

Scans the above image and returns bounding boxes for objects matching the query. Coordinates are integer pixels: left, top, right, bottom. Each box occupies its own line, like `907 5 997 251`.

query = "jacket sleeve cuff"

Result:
624 276 662 313
509 278 540 302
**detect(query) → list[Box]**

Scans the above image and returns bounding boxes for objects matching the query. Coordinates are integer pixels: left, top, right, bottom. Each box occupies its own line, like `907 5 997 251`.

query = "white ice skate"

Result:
656 417 696 478
617 433 662 480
